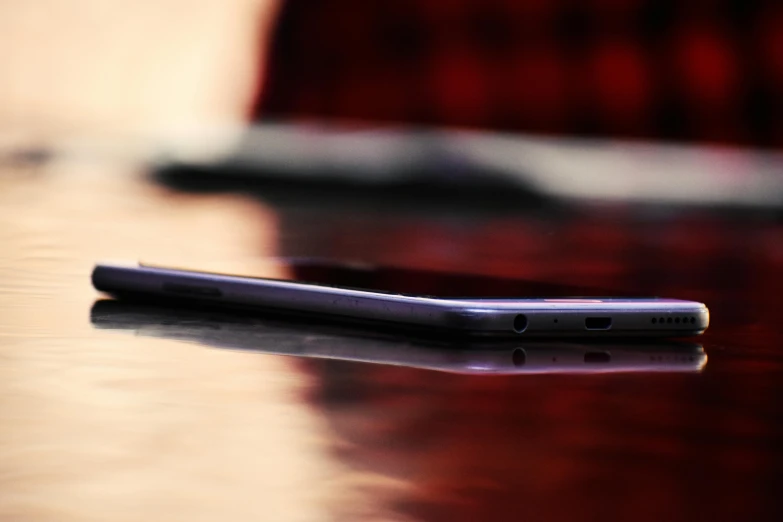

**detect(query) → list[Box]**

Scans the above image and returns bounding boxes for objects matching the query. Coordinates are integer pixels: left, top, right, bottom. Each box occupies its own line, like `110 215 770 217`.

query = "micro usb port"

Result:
585 317 612 330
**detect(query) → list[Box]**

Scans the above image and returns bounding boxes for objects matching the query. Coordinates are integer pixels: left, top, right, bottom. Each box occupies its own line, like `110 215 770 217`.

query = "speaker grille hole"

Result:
512 349 526 367
653 316 698 326
513 314 528 333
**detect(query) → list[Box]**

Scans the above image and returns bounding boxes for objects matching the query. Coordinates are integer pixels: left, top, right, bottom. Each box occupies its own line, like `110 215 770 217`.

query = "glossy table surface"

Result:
1 149 782 522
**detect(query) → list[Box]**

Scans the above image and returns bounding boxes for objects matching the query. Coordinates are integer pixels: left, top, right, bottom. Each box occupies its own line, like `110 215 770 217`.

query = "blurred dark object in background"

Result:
154 124 783 214
258 0 783 148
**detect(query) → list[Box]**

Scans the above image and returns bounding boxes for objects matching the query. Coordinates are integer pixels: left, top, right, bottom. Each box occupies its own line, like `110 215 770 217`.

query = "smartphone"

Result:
90 300 707 374
91 260 709 338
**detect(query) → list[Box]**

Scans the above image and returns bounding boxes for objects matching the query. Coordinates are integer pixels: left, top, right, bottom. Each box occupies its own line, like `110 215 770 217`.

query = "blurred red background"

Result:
258 0 783 148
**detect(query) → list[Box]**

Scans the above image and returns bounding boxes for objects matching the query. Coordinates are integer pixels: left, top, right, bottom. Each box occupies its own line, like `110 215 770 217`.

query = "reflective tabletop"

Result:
1 142 782 522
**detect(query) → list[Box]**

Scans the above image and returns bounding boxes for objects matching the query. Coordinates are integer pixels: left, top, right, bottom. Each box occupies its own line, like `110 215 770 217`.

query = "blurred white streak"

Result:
461 132 783 207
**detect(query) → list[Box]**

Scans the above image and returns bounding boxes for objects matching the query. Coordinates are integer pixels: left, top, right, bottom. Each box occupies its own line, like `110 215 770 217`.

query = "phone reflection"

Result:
91 300 706 375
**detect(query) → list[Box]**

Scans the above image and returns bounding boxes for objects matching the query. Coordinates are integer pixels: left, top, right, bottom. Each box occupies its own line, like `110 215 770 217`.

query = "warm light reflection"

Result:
0 167 366 521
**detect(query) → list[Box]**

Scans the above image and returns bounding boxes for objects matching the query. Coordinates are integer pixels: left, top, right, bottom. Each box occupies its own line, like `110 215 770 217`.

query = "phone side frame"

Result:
91 263 709 337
